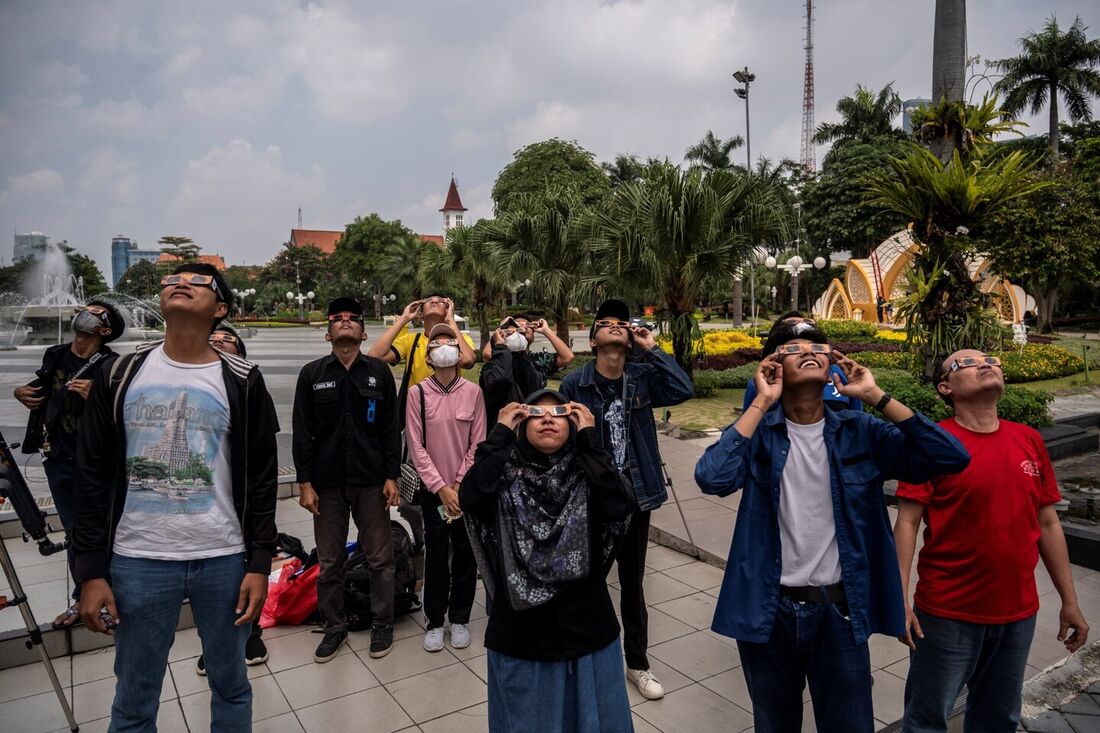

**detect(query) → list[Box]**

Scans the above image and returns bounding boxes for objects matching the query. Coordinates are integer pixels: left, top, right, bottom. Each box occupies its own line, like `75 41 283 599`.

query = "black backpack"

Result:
344 521 422 631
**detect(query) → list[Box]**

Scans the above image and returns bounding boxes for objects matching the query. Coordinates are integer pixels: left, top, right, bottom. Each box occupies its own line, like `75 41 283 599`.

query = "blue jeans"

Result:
903 609 1036 733
43 459 79 601
109 553 252 733
738 596 873 733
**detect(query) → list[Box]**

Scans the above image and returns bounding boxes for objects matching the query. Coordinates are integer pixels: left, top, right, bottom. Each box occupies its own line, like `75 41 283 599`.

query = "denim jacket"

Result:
694 405 969 644
559 347 694 511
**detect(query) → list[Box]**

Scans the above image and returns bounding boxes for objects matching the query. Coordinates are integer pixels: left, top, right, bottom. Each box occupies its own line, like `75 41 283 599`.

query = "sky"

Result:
1 0 1097 280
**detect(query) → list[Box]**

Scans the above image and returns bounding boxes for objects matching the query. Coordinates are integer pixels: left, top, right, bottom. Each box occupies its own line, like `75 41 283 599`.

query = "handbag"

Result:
398 383 427 504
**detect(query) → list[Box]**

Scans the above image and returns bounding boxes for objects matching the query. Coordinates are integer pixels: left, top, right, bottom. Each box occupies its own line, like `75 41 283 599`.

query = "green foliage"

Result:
117 260 160 299
870 372 1053 427
684 130 744 171
157 236 199 263
998 344 1085 382
996 387 1055 428
813 83 905 148
817 320 880 341
492 139 610 215
333 214 424 317
175 454 213 484
127 456 168 479
910 94 1026 157
419 223 507 345
692 364 759 392
65 247 108 295
691 370 725 397
847 351 912 370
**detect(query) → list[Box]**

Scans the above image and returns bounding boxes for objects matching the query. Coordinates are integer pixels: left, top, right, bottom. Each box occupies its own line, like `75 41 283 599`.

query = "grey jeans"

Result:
314 485 395 631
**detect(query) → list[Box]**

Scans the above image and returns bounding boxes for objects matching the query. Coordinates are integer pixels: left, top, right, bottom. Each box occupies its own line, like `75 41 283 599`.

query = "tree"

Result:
126 456 168 480
802 137 911 258
419 223 506 345
117 260 160 299
378 236 427 306
492 138 610 215
930 0 968 162
333 214 421 319
62 245 108 295
157 235 200 263
602 154 646 187
588 164 792 372
987 171 1100 332
994 15 1100 158
684 130 744 171
812 84 904 148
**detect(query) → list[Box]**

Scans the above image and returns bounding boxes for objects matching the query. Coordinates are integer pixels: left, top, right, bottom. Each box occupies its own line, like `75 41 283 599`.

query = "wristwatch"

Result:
874 392 892 412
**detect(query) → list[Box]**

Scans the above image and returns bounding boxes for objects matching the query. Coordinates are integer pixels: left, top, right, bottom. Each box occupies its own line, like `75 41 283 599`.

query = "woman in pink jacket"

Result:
406 323 488 652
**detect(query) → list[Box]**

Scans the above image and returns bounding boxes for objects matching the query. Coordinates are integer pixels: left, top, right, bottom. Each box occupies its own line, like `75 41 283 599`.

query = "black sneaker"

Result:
369 623 394 658
314 630 347 663
195 655 206 676
245 635 269 665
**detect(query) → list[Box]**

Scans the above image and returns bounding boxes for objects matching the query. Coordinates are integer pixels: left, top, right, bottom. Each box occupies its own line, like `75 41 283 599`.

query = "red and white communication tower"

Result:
800 0 816 173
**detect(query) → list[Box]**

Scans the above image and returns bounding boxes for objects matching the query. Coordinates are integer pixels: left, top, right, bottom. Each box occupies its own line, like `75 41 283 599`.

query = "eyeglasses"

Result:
422 297 447 305
428 339 458 348
594 319 629 329
948 356 1002 373
161 273 219 294
81 305 108 315
775 343 831 356
526 404 572 417
780 317 815 327
327 312 364 323
209 333 238 345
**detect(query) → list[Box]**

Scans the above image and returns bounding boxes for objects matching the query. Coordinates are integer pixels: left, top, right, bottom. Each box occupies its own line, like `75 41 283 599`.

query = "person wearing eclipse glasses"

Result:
292 297 402 663
405 323 486 653
694 321 970 733
558 298 694 701
895 349 1088 733
461 389 635 732
13 298 124 630
73 263 279 731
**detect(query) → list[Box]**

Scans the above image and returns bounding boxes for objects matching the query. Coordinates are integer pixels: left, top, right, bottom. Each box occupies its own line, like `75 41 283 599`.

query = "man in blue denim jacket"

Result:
559 299 694 700
694 323 969 733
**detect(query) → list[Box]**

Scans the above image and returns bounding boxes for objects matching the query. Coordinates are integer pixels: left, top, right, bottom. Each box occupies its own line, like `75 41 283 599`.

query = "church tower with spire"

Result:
440 176 467 238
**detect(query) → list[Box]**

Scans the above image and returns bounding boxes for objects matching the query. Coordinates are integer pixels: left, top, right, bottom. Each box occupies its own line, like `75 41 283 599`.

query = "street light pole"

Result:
733 66 755 170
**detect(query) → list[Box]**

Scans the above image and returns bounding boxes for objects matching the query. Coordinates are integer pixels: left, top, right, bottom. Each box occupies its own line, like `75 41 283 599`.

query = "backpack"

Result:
344 520 422 631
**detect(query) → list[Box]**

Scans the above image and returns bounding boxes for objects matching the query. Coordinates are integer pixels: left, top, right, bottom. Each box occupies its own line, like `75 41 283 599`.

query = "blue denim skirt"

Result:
487 638 634 732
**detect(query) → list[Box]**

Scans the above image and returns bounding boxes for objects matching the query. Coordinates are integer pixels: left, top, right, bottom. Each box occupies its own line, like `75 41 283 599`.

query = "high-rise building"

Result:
902 98 932 135
14 231 49 262
111 235 161 287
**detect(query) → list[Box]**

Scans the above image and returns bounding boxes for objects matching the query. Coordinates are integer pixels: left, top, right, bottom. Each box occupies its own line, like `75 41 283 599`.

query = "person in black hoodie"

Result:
74 263 279 732
461 389 635 733
13 298 124 629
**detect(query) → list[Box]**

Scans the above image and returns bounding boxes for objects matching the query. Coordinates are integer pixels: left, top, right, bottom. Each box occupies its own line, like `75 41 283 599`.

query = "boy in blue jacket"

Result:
694 323 969 733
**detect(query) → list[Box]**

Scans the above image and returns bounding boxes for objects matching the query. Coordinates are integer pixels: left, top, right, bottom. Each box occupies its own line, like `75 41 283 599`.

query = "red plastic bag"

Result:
259 559 320 629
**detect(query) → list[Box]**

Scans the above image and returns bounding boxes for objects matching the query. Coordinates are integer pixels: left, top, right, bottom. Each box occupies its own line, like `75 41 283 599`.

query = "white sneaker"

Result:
627 668 665 700
423 627 445 652
449 623 471 649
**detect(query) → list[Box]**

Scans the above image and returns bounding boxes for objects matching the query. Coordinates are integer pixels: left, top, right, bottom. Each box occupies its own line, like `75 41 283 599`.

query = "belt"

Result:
780 583 846 604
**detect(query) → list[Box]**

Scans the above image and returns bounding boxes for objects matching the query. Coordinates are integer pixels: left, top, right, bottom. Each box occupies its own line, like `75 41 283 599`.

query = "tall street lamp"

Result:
286 289 315 320
766 254 826 312
232 287 256 318
733 66 755 170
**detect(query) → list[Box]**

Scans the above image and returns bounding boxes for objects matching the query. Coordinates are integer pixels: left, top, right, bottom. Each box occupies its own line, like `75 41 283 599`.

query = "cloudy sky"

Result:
1 0 1096 280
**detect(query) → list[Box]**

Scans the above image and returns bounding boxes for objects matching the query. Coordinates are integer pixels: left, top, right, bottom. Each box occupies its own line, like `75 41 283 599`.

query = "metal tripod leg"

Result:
661 461 700 559
0 537 79 732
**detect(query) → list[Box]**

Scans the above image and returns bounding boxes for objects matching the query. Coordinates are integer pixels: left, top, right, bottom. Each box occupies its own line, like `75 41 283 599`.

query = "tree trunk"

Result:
732 277 743 327
931 0 967 163
554 300 571 343
1034 286 1057 334
1049 82 1060 158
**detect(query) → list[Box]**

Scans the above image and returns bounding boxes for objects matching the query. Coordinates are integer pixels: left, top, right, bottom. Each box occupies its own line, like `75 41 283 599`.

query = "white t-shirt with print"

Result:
112 346 244 560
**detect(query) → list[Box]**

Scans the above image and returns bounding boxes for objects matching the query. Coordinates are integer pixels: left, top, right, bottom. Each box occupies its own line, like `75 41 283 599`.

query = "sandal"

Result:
51 604 83 629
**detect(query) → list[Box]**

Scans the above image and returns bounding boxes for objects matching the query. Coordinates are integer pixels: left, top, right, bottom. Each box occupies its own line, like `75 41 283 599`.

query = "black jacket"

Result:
72 341 281 580
478 345 553 435
21 342 114 455
292 352 401 490
460 424 635 661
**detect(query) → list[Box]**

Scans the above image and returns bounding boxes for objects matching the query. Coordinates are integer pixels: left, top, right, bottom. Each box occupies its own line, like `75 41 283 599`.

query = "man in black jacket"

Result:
293 297 401 662
13 298 124 628
74 263 279 732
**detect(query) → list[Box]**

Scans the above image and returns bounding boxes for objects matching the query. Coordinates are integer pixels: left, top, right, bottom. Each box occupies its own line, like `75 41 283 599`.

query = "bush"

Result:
818 320 879 341
693 348 763 370
997 345 1084 382
869 372 1053 427
848 351 912 370
832 341 903 354
692 364 759 393
659 329 762 358
691 370 725 397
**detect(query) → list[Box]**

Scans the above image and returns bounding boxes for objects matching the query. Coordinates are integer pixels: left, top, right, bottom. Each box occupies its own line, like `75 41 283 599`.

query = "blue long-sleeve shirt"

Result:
694 404 969 644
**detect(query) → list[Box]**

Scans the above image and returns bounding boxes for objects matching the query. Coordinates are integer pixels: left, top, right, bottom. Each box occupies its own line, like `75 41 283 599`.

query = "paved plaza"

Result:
1 328 1098 732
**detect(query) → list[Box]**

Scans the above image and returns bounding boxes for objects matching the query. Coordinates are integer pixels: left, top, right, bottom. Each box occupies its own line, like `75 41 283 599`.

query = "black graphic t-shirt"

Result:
594 371 628 470
43 349 92 460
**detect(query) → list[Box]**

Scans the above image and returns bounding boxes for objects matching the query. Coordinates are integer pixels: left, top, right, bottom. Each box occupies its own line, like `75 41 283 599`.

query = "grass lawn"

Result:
656 389 745 432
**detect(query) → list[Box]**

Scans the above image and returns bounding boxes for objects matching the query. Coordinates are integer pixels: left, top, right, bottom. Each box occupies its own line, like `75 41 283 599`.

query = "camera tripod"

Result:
0 430 79 732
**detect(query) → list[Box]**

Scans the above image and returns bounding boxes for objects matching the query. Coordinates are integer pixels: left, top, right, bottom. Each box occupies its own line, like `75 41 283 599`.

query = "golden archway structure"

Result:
813 230 1035 324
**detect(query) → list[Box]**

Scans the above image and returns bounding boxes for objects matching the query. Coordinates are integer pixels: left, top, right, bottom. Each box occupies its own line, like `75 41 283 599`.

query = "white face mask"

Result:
504 332 528 352
430 344 461 368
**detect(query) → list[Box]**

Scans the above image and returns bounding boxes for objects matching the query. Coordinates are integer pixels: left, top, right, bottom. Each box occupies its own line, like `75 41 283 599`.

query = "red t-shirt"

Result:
896 418 1061 624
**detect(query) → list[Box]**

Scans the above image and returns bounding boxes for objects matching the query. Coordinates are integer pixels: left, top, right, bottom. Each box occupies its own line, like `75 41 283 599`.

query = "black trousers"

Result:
421 491 477 631
617 509 652 670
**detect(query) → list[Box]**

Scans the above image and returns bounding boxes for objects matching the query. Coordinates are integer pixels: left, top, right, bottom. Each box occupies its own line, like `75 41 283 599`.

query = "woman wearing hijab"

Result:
460 389 636 733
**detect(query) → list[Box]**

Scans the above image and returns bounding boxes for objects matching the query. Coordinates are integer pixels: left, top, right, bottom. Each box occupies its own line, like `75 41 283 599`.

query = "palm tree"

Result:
684 130 744 171
378 235 425 304
484 194 594 342
812 84 904 147
602 154 645 187
994 15 1100 157
418 224 506 346
588 164 791 371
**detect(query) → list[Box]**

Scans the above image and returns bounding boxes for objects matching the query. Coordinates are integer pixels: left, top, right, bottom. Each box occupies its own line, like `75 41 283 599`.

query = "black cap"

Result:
761 323 829 358
590 299 631 339
327 297 363 317
523 388 568 405
86 298 126 344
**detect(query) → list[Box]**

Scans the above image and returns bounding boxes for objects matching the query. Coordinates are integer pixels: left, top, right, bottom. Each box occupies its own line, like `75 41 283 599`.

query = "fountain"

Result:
0 242 164 348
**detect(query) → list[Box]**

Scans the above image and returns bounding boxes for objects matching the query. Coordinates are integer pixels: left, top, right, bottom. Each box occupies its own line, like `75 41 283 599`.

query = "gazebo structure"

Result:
813 229 1035 324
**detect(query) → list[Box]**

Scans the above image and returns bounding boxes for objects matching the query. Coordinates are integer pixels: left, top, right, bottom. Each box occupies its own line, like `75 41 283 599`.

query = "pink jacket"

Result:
405 375 487 493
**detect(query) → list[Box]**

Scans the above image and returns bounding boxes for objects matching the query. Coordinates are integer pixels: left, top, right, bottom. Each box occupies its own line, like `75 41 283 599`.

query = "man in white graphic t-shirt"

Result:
73 263 280 732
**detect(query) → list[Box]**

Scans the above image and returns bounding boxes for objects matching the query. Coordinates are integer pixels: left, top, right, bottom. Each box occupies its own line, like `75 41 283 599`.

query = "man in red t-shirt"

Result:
894 349 1089 733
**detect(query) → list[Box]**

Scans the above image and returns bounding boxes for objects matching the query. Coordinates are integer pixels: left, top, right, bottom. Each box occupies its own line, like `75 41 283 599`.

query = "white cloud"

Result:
0 169 65 204
78 149 138 208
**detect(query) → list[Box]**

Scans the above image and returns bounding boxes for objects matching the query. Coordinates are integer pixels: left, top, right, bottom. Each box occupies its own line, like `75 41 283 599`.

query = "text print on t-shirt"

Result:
123 384 229 515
